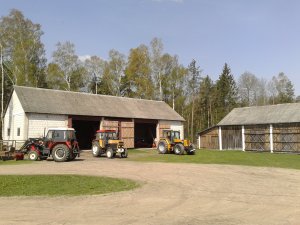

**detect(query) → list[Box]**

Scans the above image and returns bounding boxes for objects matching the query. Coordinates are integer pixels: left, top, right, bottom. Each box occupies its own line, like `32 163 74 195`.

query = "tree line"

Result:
0 9 297 141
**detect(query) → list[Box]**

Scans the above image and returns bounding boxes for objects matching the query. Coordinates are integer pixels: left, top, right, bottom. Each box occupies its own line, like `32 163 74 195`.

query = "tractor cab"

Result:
95 130 118 142
162 130 181 143
45 128 77 142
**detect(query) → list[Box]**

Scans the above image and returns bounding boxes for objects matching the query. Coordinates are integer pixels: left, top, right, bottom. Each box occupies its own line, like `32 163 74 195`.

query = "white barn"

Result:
3 86 185 149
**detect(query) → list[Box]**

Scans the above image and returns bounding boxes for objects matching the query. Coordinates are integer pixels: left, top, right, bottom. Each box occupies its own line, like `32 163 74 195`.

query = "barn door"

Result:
121 121 134 148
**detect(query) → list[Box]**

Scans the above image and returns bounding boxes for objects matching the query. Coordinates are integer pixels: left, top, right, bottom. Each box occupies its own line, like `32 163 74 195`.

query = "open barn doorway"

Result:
134 120 157 148
71 117 100 150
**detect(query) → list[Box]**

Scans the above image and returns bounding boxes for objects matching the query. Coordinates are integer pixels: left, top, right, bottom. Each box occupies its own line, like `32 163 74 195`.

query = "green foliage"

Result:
0 175 139 196
49 41 86 91
123 45 154 98
0 9 46 87
215 63 238 122
269 72 295 104
196 75 215 130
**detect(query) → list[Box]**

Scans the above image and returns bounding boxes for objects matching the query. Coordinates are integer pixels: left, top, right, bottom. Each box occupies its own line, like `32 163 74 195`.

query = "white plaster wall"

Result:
3 91 26 140
159 120 184 139
27 113 68 138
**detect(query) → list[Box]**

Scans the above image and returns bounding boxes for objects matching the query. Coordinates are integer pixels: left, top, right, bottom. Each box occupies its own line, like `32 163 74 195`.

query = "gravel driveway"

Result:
1 151 300 225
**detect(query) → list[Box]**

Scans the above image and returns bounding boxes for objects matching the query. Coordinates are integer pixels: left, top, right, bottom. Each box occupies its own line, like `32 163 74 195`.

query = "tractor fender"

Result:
29 146 41 156
28 144 40 155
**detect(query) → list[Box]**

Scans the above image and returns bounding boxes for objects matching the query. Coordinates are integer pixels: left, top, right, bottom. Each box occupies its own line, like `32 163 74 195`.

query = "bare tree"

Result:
84 56 105 94
238 72 259 106
150 38 164 100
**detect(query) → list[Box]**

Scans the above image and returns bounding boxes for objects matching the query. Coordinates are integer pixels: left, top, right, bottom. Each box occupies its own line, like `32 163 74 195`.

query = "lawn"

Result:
129 149 300 170
0 175 139 197
0 159 32 166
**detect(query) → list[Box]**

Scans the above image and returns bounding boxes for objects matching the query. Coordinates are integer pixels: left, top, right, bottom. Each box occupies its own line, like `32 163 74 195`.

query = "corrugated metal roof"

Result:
218 103 300 126
14 86 185 121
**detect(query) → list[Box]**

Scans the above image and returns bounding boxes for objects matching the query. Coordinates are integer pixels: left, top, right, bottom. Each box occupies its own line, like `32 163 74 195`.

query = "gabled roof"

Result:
218 103 300 126
14 86 185 121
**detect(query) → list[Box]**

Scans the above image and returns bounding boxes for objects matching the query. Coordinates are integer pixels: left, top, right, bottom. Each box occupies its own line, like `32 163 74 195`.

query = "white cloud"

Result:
78 55 91 62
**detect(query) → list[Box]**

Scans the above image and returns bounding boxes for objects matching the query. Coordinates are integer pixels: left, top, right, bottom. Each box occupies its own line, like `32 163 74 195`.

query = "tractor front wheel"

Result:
28 150 39 161
174 143 184 155
68 153 77 161
157 141 168 154
52 144 70 162
121 149 128 158
92 142 100 157
106 148 114 159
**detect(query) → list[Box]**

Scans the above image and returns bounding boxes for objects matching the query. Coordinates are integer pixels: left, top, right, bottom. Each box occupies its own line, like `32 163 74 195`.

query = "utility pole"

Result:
0 43 4 139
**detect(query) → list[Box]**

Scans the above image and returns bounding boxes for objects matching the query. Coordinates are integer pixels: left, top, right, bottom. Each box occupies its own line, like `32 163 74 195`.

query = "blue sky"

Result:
1 0 300 95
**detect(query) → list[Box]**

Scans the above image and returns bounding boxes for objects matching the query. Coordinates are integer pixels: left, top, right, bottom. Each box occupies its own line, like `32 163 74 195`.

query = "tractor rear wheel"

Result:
174 143 184 155
28 150 39 161
121 149 128 158
157 141 168 154
106 148 114 159
52 144 70 162
92 142 100 157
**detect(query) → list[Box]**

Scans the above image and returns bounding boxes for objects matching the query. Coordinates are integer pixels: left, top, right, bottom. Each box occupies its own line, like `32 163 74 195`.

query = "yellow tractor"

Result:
157 130 195 155
92 130 128 158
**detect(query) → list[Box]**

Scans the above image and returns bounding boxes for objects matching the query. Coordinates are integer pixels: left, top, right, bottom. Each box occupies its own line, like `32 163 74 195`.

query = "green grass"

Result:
0 175 139 197
129 149 300 170
0 159 33 166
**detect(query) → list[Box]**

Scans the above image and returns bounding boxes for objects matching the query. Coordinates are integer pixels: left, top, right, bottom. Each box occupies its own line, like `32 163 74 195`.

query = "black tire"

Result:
40 156 48 160
187 144 196 155
106 148 114 159
92 142 101 157
68 153 77 161
121 149 128 158
52 144 70 162
28 150 39 161
157 141 168 154
174 143 184 155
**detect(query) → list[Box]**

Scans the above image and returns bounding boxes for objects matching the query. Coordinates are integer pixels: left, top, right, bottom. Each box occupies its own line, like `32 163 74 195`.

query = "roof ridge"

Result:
234 102 300 110
13 85 165 103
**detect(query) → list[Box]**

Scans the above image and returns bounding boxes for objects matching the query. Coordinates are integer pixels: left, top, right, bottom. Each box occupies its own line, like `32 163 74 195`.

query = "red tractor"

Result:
20 128 80 162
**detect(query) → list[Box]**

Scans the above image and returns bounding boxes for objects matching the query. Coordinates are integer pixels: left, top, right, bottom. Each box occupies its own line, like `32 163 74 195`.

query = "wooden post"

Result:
218 126 223 150
198 134 201 149
242 125 245 151
68 117 72 128
270 124 273 153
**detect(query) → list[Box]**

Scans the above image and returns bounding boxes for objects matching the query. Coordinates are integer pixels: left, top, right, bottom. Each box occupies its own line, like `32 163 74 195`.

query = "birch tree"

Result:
107 49 126 96
50 41 85 91
0 9 46 87
150 37 164 100
84 55 105 94
238 72 259 106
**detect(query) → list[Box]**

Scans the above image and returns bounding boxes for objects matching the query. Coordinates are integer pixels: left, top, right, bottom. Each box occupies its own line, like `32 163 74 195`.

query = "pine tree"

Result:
215 63 238 122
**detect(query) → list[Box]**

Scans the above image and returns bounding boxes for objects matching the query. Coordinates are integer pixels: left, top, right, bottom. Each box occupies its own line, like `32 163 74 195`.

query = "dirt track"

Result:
1 152 300 225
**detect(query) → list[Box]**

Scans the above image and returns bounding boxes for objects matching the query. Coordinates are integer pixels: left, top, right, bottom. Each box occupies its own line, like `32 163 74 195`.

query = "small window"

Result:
17 128 20 136
7 128 10 136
